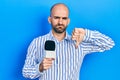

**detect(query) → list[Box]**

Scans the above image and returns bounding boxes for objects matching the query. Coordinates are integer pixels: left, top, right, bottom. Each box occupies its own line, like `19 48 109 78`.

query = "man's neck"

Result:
52 30 66 42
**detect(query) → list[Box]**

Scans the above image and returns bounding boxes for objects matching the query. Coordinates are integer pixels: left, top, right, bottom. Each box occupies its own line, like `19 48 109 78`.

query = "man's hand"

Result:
39 58 54 72
72 28 86 48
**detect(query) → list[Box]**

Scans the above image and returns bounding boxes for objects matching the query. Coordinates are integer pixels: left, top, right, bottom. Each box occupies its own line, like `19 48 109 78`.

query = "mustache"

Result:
56 24 65 27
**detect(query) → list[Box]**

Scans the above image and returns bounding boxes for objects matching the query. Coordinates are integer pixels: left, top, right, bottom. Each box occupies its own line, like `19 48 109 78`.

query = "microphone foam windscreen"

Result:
45 40 55 51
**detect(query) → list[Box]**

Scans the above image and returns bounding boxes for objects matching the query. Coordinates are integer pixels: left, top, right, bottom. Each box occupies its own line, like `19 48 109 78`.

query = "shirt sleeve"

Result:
81 29 115 54
22 39 45 79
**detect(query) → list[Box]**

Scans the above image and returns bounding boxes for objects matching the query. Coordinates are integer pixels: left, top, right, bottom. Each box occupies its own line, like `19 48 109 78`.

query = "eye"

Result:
62 17 68 20
54 16 60 19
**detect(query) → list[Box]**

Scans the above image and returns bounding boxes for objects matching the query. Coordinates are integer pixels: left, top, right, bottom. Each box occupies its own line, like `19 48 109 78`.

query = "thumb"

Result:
75 37 80 49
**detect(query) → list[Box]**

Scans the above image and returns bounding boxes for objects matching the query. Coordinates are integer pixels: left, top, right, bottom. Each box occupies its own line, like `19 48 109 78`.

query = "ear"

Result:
48 16 51 24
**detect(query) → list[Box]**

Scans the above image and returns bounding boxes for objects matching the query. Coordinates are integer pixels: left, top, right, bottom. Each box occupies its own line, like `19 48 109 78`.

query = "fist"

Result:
72 28 85 48
39 58 54 72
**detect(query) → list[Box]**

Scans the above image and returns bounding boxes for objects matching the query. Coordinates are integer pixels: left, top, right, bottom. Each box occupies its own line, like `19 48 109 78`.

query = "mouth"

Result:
57 25 64 28
57 26 64 29
57 26 63 29
53 25 66 33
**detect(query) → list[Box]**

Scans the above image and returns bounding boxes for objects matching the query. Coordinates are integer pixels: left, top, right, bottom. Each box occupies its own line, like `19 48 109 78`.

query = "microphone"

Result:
44 40 56 58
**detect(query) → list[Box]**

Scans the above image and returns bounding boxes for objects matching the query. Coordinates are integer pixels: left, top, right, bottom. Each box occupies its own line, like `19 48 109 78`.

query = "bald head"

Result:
50 3 69 16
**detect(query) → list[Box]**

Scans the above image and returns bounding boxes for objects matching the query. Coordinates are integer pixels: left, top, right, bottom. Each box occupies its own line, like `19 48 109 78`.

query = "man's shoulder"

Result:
34 33 50 41
29 33 50 46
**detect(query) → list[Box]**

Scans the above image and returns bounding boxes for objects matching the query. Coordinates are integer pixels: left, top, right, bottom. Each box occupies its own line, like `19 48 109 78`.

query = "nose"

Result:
58 18 63 24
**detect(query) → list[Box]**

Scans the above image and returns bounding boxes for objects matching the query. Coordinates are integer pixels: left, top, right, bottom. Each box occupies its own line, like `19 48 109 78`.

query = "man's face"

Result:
48 5 70 33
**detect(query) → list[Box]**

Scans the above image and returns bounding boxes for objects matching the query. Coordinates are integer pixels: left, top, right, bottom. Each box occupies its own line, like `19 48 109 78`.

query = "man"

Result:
22 3 115 80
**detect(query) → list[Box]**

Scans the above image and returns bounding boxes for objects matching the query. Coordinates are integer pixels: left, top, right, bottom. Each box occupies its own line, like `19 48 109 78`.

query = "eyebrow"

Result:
53 16 68 19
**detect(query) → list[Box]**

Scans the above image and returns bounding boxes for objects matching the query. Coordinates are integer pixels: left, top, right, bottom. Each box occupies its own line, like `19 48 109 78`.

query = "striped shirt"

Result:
22 29 114 80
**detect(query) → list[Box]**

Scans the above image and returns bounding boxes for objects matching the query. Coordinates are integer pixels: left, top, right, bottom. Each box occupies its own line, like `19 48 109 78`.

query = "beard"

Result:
52 23 67 33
